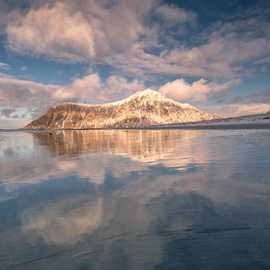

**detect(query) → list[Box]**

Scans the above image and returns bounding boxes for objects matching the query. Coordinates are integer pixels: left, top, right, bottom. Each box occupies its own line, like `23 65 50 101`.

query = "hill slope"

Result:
25 89 218 129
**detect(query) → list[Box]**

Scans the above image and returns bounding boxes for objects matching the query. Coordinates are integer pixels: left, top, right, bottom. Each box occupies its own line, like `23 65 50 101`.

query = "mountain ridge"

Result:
49 89 196 109
25 89 218 129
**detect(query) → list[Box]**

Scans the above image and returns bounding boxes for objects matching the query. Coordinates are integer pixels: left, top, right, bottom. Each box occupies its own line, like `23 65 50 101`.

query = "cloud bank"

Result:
159 78 241 101
7 2 95 62
5 1 270 78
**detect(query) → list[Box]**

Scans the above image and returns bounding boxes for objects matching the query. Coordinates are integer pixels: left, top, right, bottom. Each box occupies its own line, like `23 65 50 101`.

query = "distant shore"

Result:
1 122 270 132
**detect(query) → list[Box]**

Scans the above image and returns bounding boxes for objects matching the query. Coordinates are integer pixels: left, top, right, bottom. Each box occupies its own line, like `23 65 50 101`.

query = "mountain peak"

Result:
132 89 160 97
26 90 218 129
116 89 193 109
108 89 168 106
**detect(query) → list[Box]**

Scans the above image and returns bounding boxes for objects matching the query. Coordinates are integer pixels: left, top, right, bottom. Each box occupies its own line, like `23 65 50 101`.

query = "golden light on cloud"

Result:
7 3 95 62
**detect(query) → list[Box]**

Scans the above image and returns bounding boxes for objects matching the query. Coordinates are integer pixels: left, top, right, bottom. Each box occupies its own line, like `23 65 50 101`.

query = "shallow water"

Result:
0 129 270 270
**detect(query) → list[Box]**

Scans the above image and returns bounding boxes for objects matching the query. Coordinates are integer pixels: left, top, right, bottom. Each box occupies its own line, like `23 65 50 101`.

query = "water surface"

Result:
0 129 270 270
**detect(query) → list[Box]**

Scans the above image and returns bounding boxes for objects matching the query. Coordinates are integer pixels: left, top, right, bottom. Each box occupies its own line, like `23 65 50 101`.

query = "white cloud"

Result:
106 16 270 78
54 73 101 100
6 2 95 62
164 32 270 77
159 78 240 101
155 4 196 24
0 74 58 110
0 62 9 70
81 0 153 58
5 0 156 62
4 0 200 70
105 75 145 99
5 1 269 78
54 73 145 103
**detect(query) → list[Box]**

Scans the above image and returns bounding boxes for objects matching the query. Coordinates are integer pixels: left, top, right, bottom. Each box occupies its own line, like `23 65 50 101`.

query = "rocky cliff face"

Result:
25 89 218 129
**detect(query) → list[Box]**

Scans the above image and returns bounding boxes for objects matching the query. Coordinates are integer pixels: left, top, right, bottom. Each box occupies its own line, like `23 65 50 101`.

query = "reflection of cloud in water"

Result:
22 196 103 245
0 132 34 158
0 130 208 189
20 192 164 269
56 155 145 186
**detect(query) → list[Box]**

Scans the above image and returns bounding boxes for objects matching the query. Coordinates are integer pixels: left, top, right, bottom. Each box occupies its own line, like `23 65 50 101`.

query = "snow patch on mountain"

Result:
25 89 218 129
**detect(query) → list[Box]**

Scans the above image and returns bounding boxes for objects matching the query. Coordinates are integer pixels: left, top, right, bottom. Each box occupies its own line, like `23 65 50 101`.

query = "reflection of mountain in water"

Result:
1 130 209 189
35 130 208 168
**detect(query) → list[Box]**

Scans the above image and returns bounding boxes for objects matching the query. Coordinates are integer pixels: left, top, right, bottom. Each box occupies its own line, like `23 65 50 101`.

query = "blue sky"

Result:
0 0 269 127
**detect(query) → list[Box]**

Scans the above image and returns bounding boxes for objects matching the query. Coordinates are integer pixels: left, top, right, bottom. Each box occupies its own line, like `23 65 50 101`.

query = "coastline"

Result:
1 122 270 132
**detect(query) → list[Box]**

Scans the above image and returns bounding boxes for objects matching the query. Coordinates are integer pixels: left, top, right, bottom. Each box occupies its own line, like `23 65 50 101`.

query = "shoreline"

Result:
1 122 270 132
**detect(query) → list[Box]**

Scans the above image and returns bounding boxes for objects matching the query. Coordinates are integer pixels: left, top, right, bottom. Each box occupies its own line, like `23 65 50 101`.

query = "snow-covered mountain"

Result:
25 89 218 129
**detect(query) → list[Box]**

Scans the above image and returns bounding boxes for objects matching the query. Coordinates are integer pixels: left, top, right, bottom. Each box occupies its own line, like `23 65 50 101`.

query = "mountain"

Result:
25 89 218 129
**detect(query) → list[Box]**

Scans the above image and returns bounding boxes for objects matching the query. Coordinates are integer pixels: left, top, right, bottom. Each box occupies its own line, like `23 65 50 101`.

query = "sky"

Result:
0 0 270 128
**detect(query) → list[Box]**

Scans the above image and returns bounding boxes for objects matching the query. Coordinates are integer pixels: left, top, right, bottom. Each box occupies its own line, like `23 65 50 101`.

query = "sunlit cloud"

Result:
3 1 270 77
54 73 101 100
159 78 241 101
5 0 157 62
0 74 58 114
54 74 145 102
6 2 95 62
155 4 196 24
